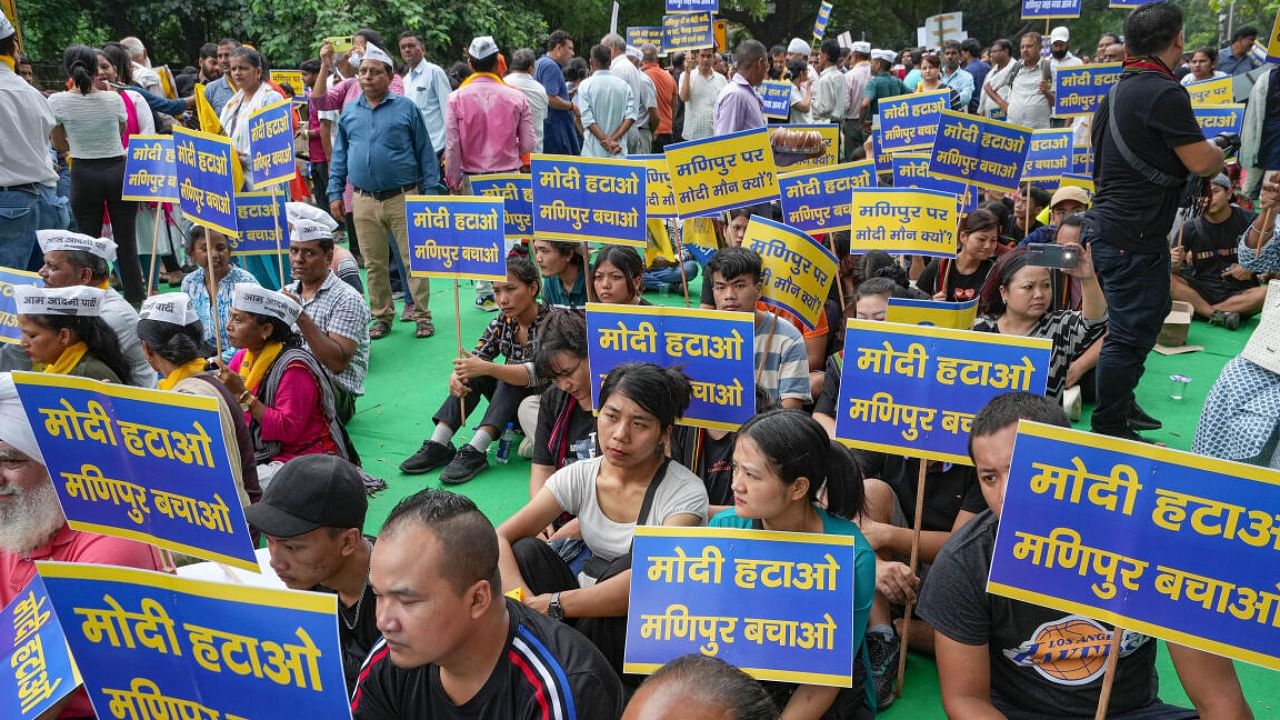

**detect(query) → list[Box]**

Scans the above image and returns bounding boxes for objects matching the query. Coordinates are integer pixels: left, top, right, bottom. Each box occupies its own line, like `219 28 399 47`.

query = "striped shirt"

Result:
972 311 1106 401
755 312 812 405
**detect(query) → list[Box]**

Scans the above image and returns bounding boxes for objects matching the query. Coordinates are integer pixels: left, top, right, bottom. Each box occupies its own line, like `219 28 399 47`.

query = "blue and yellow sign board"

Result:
269 70 306 99
1060 173 1095 194
14 371 259 570
1052 64 1121 118
122 135 179 204
625 526 856 686
0 576 80 719
834 321 1051 464
742 216 837 330
891 153 978 213
405 196 507 282
586 304 755 431
666 0 716 13
531 154 646 247
0 268 41 345
628 26 664 50
665 127 780 218
929 111 1031 193
1021 0 1081 18
989 421 1280 671
37 562 352 720
758 81 792 121
1021 129 1073 189
1186 76 1234 106
663 13 715 52
173 126 240 237
885 297 978 330
812 0 833 42
247 99 296 189
768 123 840 171
879 90 949 153
778 160 877 234
1072 144 1093 176
630 155 679 220
850 188 959 258
1194 104 1246 139
469 173 534 240
231 191 287 256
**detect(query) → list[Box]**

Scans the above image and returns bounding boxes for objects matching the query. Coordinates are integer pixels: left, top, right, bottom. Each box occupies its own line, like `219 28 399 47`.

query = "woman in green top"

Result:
16 286 133 384
710 408 876 719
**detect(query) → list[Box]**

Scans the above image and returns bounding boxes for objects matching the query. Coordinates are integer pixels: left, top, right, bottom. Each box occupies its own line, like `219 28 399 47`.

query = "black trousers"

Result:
309 160 329 211
432 375 534 433
70 156 143 303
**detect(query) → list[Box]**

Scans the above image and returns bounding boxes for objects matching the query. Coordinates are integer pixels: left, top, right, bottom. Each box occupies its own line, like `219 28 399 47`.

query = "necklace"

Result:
339 539 373 631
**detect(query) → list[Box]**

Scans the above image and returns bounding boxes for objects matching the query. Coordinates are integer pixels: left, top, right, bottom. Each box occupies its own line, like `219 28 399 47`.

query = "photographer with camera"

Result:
1083 2 1232 441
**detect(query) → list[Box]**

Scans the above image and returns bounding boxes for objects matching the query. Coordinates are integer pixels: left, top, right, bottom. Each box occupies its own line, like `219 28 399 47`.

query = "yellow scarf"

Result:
94 279 109 290
460 71 504 88
158 357 208 391
45 341 88 375
0 56 14 72
236 342 283 392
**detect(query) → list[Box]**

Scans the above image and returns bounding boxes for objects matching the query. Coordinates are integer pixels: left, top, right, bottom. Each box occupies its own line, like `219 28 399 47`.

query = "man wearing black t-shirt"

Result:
1084 2 1226 440
1171 173 1264 329
353 489 625 720
244 455 378 694
918 393 1250 720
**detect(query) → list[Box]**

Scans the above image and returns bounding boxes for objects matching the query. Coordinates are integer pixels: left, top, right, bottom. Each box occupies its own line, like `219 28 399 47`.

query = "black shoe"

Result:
865 631 899 711
1210 310 1242 330
1128 403 1163 431
439 445 489 485
399 440 455 475
1092 425 1153 443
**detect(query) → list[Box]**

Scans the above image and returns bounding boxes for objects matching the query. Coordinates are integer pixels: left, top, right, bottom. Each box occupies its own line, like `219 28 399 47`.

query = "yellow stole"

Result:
45 341 88 375
158 358 208 391
236 342 283 392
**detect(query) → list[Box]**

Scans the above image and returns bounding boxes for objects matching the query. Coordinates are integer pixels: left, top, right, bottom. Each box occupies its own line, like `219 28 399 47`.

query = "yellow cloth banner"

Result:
849 188 959 258
665 127 780 218
680 217 719 253
192 82 224 136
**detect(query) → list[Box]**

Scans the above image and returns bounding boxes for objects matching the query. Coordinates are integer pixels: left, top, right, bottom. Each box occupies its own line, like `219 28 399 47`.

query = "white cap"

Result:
872 49 896 64
852 41 871 54
232 284 301 326
139 293 199 327
37 230 117 263
285 202 339 233
13 285 103 317
468 36 499 60
625 45 642 61
0 374 42 464
787 38 811 55
0 13 14 41
362 43 394 69
1050 26 1070 44
291 221 334 244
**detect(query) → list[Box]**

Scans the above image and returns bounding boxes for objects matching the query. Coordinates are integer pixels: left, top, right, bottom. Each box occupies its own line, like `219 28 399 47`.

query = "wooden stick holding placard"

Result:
204 234 224 363
1093 628 1126 720
1023 180 1032 242
454 279 467 423
894 460 928 697
827 235 845 313
146 213 163 296
581 243 597 303
672 220 691 307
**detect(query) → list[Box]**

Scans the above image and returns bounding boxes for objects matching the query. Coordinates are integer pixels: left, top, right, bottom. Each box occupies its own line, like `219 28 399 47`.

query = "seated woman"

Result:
710 409 876 718
534 239 588 308
497 363 709 676
15 286 133 384
399 257 548 484
522 309 597 498
137 293 260 507
972 245 1107 401
592 245 651 305
181 226 260 363
915 209 1001 302
669 386 773 517
216 285 351 488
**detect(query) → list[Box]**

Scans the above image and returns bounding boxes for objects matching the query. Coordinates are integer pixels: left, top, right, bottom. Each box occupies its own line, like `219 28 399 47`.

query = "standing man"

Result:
843 41 872 159
628 46 659 154
399 31 452 164
1048 27 1082 70
120 36 162 94
862 49 908 128
810 39 849 128
679 47 725 141
536 30 582 156
940 40 976 111
1218 26 1261 76
329 43 440 341
1096 32 1121 59
961 38 989 113
1000 32 1053 130
601 33 646 153
979 38 1014 119
1085 2 1227 440
641 44 677 152
713 39 768 136
576 44 634 157
205 37 240 116
197 43 222 84
506 49 549 155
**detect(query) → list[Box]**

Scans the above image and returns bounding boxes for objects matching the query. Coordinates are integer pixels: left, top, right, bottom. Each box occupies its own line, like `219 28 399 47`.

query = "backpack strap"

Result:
1104 82 1184 188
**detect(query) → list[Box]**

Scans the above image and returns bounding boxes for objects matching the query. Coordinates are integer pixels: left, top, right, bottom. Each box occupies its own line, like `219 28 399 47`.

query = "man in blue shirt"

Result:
941 40 976 110
398 31 451 162
536 30 582 156
328 44 442 341
203 38 239 116
961 38 989 114
1218 26 1261 76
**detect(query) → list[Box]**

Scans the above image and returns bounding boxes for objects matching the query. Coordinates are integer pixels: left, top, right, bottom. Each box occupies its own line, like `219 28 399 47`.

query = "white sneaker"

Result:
518 436 533 459
1062 385 1082 422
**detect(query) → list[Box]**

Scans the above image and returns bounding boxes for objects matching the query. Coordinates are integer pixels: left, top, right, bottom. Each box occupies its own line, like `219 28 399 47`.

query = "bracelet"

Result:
1252 220 1267 234
238 390 252 403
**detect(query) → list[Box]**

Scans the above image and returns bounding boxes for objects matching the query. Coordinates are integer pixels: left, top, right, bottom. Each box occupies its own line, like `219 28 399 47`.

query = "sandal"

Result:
369 320 392 340
415 320 435 338
400 303 415 322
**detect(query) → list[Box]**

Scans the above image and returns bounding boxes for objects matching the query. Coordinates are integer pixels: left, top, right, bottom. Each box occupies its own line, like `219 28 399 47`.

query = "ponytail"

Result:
736 409 867 521
63 44 99 94
823 441 865 520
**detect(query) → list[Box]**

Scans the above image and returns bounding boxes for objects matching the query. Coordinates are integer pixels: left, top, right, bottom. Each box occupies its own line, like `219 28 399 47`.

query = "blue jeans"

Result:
1088 238 1171 431
0 185 69 271
643 261 700 290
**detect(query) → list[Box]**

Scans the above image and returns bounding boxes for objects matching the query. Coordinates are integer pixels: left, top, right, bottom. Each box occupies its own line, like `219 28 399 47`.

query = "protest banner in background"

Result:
742 216 837 330
247 99 297 189
666 127 779 217
630 155 679 220
625 526 856 685
778 160 877 234
404 196 507 282
1060 173 1095 194
680 218 720 259
469 174 534 241
870 128 892 175
758 81 793 121
37 562 352 720
663 12 715 52
0 576 80 719
1186 76 1234 106
666 0 716 12
1072 144 1093 175
850 188 959 258
230 191 288 256
1194 104 1246 139
531 155 646 246
14 371 259 570
1021 0 1081 18
989 421 1280 671
627 26 664 50
173 126 240 237
1052 63 1121 118
930 111 1031 193
879 90 949 153
0 269 41 345
269 70 306 98
768 123 840 171
122 135 179 204
812 0 834 42
891 153 979 213
587 304 754 430
0 0 21 47
886 297 979 330
1021 129 1073 189
834 321 1051 464
1109 0 1160 7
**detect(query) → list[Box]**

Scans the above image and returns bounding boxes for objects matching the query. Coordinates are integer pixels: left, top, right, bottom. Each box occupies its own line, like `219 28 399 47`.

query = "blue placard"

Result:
871 129 891 175
624 526 856 685
758 81 792 121
779 161 878 234
231 191 287 256
666 0 716 13
891 153 979 213
663 13 715 53
1072 144 1093 175
989 421 1280 671
0 268 41 345
1053 64 1122 118
1021 0 1082 19
531 155 647 246
37 562 352 720
1021 129 1073 187
834 321 1051 464
586 304 755 431
14 372 259 570
122 135 179 203
929 110 1032 194
878 90 949 153
469 173 534 240
405 196 508 282
0 576 79 719
812 0 833 41
247 99 296 189
627 26 664 50
1194 105 1246 139
173 126 240 238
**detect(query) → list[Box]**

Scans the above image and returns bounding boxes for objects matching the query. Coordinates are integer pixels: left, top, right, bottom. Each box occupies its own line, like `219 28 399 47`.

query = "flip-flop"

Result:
415 321 435 338
369 321 392 340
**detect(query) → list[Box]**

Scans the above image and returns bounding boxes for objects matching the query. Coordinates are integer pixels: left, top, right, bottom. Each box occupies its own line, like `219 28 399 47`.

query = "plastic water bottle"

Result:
496 422 516 465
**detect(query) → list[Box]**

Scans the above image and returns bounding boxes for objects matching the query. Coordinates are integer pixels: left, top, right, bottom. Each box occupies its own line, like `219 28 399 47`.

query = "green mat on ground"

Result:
343 278 1276 717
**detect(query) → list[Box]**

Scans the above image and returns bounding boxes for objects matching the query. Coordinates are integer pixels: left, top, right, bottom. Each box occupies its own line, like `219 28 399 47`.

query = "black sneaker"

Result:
1092 425 1153 443
865 631 899 711
1210 310 1242 330
399 440 456 475
1128 403 1163 431
440 445 490 485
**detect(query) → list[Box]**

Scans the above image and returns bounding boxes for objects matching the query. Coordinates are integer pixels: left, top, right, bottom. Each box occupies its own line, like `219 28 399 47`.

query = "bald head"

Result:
622 655 776 720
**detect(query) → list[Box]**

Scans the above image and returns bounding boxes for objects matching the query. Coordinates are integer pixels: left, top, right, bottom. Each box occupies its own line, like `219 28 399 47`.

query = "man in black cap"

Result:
245 454 376 693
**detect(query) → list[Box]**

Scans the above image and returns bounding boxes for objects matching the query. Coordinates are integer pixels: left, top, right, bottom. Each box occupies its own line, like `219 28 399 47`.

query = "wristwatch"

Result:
548 592 564 621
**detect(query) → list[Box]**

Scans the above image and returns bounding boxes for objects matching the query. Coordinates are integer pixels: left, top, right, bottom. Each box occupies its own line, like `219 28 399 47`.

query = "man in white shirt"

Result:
1001 31 1053 130
601 33 646 153
810 39 848 126
120 36 163 95
576 44 635 158
398 32 451 160
505 49 549 154
1048 26 1082 71
979 38 1015 119
627 46 658 154
679 47 725 141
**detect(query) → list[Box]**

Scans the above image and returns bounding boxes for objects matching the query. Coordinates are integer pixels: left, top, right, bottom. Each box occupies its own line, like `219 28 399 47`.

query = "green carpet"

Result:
344 278 1277 718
